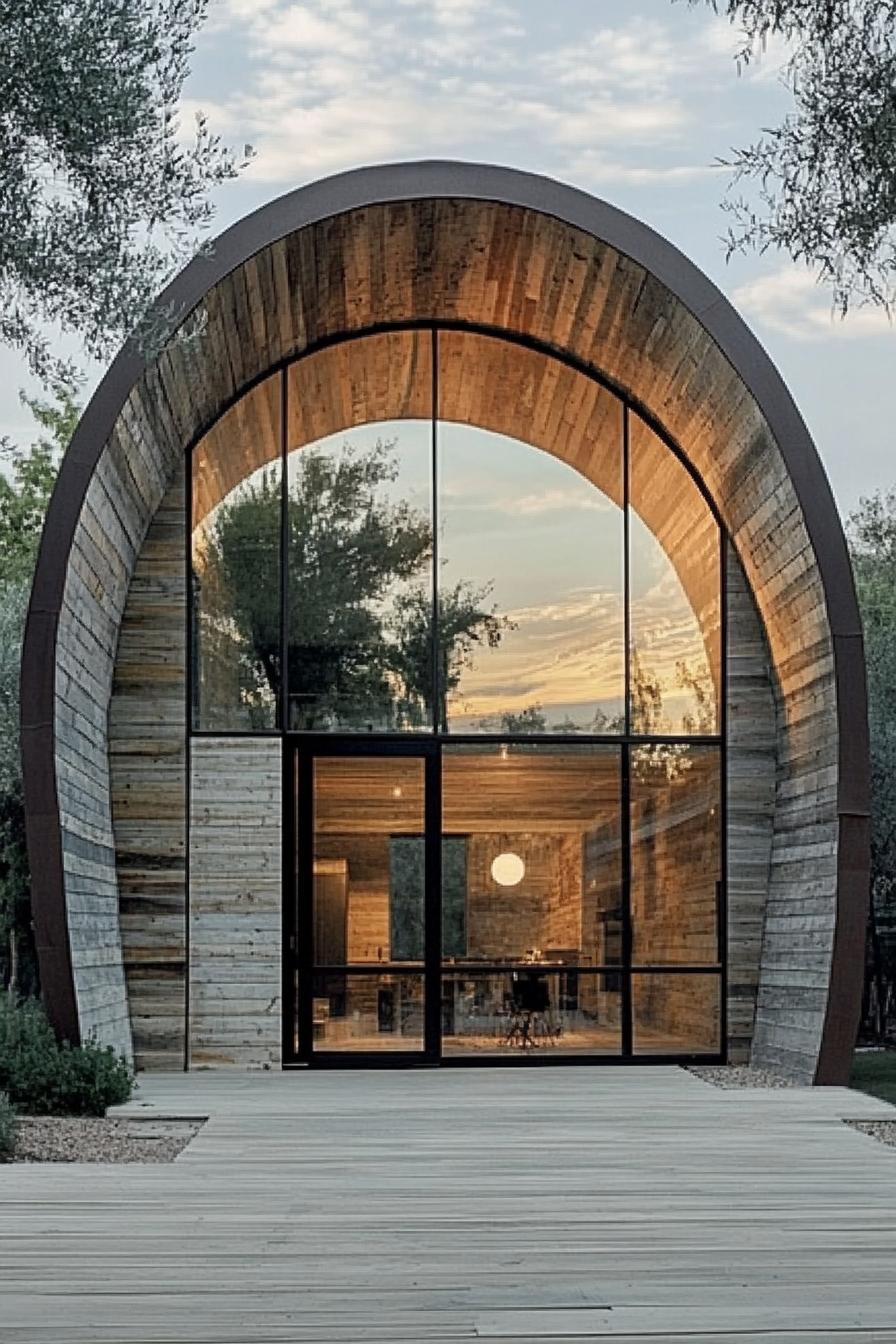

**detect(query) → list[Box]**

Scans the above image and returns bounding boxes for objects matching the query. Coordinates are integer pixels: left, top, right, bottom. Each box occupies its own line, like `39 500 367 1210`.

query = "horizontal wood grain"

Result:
3 1068 894 1341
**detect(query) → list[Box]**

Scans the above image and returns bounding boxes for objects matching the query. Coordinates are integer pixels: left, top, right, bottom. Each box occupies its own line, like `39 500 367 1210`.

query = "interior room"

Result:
306 744 720 1057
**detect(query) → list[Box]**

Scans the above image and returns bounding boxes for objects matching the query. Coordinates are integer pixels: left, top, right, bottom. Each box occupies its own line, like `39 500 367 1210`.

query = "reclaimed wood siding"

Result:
109 468 186 1070
56 373 183 1060
753 647 840 1079
189 738 282 1069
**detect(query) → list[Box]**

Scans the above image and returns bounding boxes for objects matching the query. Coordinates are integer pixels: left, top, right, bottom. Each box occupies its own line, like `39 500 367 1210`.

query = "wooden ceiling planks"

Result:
312 751 620 836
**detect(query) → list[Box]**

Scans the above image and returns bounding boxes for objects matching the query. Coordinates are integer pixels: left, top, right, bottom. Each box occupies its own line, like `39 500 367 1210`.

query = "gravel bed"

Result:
12 1116 204 1163
844 1119 896 1150
685 1064 800 1089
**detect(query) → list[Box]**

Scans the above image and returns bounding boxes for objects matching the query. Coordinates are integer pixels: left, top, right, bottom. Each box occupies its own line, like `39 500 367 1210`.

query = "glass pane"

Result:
286 332 433 730
438 331 624 734
191 375 281 730
442 972 621 1056
312 973 424 1051
630 744 721 965
628 414 720 735
313 757 425 967
632 972 721 1054
442 744 621 967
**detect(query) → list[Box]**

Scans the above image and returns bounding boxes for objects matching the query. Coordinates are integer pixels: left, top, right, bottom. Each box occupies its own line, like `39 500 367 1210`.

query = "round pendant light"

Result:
491 852 525 887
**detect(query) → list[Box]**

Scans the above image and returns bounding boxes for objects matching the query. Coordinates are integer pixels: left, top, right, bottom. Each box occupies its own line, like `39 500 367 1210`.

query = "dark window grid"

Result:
184 321 728 1063
188 323 723 743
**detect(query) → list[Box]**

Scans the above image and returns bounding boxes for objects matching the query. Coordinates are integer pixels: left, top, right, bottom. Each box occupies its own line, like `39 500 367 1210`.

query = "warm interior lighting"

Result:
491 852 525 887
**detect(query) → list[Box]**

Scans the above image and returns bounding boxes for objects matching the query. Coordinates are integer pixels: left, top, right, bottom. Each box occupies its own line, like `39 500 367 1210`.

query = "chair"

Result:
312 996 330 1043
502 971 561 1048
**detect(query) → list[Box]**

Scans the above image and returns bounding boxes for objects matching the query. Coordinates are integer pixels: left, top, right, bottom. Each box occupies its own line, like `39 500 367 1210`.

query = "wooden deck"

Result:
3 1066 896 1342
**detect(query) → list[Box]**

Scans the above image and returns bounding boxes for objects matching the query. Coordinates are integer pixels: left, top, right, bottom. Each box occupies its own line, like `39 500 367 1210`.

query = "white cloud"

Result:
201 2 748 187
732 265 896 341
540 16 740 94
568 153 725 187
503 488 610 517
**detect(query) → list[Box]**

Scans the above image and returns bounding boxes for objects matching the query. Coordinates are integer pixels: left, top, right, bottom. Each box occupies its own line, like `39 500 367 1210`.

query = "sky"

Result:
2 0 894 520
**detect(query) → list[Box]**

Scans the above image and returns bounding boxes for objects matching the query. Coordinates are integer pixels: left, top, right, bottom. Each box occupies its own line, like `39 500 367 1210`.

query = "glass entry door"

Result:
285 741 439 1064
284 736 723 1066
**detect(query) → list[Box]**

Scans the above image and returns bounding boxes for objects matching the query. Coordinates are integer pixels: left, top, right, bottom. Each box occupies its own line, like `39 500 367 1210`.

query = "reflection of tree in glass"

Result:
677 660 715 736
630 651 664 736
204 439 510 729
389 585 512 733
630 655 713 783
475 705 625 735
192 469 280 729
630 652 715 739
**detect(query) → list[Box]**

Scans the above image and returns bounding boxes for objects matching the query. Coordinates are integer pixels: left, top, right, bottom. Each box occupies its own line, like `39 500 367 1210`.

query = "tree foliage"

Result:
0 384 75 994
687 1 896 312
204 440 510 730
0 384 79 584
389 583 511 733
0 0 250 379
849 490 896 1038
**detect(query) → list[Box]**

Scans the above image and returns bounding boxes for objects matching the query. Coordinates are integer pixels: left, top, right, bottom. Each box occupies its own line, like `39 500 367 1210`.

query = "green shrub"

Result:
0 995 132 1116
0 1090 16 1161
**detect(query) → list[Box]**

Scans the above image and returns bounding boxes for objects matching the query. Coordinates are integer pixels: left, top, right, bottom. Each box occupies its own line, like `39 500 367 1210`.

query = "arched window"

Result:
189 325 724 1061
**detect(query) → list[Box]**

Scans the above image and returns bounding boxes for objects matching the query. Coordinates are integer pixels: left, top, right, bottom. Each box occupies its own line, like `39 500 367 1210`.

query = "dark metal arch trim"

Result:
21 159 869 1080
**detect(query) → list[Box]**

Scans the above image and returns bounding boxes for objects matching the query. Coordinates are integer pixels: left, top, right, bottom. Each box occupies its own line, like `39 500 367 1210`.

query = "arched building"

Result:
21 162 869 1082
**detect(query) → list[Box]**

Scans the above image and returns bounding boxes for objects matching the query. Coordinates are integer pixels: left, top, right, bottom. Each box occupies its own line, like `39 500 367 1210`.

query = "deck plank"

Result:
2 1067 895 1342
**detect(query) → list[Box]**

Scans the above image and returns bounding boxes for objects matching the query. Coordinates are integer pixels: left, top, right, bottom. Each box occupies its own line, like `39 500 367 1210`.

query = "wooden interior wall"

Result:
629 755 720 1051
465 833 582 960
64 194 832 1077
316 836 392 964
633 973 720 1052
630 752 720 966
189 738 281 1068
110 469 186 1070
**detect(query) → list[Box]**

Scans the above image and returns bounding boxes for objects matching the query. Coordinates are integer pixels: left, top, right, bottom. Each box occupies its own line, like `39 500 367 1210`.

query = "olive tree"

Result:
1 0 250 380
687 1 896 313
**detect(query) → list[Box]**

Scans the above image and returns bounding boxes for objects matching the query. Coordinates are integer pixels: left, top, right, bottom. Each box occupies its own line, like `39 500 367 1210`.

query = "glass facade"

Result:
191 374 281 731
286 332 434 731
191 326 726 1064
628 413 721 736
437 330 625 733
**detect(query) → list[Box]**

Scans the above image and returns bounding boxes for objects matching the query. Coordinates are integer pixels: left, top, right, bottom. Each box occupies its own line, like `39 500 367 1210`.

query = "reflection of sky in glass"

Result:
629 511 715 734
197 409 716 736
288 418 432 510
439 424 624 730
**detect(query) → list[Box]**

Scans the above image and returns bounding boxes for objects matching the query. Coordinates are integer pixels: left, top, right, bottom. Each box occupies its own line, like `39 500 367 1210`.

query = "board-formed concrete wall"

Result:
726 543 776 1063
110 468 186 1070
49 378 184 1063
23 166 868 1082
188 738 282 1068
